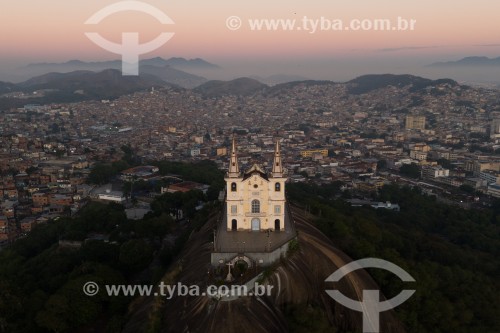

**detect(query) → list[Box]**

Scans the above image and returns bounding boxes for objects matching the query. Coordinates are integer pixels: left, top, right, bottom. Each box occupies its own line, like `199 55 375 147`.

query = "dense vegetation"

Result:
0 185 217 332
399 163 421 179
153 160 225 194
287 182 500 333
88 158 225 202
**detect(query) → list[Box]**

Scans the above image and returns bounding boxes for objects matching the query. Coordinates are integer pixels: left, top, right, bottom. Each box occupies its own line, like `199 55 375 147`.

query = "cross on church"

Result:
225 262 234 282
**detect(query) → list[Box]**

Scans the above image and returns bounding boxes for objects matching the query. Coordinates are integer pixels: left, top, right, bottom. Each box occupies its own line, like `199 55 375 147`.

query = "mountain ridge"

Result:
194 77 268 97
347 74 458 94
0 69 175 109
25 57 219 70
17 57 215 87
0 73 466 111
428 56 500 67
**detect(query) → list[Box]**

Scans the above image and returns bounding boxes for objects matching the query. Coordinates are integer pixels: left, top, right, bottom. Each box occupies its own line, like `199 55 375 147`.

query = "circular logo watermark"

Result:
83 281 100 296
84 1 175 76
226 16 242 31
325 258 415 333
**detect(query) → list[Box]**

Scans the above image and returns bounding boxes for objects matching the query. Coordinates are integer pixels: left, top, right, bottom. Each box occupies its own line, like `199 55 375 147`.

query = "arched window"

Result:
251 199 260 213
275 182 281 191
231 219 237 231
231 182 237 192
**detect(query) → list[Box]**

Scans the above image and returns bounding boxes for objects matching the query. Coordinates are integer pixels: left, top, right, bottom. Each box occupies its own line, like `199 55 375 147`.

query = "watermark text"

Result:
227 16 417 33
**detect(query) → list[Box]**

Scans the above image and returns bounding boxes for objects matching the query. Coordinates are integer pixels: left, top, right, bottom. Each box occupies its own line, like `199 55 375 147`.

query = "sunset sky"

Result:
1 0 500 81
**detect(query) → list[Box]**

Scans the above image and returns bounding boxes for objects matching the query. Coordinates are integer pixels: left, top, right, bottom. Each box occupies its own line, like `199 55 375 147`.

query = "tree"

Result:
111 160 130 174
25 166 39 175
377 159 387 170
119 239 153 272
88 163 114 185
299 171 309 178
35 295 69 333
437 158 454 170
459 184 474 194
298 123 311 134
400 163 420 179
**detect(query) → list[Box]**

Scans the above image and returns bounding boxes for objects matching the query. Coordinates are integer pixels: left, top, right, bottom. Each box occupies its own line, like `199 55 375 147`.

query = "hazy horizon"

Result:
1 0 500 84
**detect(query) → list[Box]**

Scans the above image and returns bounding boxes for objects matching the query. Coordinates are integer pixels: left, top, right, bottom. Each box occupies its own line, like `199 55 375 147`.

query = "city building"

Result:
121 165 159 181
422 166 450 179
490 119 500 139
405 115 426 130
410 150 427 161
487 184 500 198
300 149 328 158
97 191 125 203
479 170 500 185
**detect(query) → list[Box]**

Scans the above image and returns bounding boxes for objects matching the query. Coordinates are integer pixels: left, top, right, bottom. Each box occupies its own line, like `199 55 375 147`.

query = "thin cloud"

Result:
376 46 439 52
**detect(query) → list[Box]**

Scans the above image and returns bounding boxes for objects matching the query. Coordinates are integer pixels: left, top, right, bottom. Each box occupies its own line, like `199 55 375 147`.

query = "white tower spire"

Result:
228 135 239 177
272 139 283 177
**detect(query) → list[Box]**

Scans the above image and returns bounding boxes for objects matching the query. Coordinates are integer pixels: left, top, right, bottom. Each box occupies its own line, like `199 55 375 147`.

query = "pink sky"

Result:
1 0 500 81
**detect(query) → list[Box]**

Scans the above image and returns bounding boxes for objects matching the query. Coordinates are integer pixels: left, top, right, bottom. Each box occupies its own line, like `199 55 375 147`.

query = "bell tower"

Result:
272 139 283 177
228 135 239 178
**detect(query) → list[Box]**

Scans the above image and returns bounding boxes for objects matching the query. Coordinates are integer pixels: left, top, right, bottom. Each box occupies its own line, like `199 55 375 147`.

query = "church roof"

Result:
242 163 268 181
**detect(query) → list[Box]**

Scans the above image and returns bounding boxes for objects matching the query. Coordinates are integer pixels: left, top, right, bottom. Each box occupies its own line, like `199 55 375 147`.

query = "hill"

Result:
347 74 457 94
286 182 500 333
429 56 500 67
266 80 338 96
0 159 498 333
139 65 206 88
0 81 19 95
194 77 268 97
20 69 168 92
162 57 219 69
18 70 96 88
249 74 309 85
18 57 217 85
122 205 405 333
0 69 171 109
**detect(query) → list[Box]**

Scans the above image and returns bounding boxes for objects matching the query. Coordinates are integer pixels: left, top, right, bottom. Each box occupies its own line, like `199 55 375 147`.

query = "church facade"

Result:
211 137 297 267
225 137 287 232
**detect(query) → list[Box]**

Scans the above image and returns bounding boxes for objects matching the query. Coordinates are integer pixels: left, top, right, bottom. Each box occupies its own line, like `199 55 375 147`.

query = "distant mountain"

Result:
271 80 337 90
18 71 95 88
139 65 206 89
429 56 500 67
265 80 338 96
19 69 167 92
0 81 19 95
23 60 121 73
249 74 308 85
0 69 172 110
17 57 216 87
194 77 268 97
22 57 217 73
162 57 219 69
25 57 219 69
347 74 457 94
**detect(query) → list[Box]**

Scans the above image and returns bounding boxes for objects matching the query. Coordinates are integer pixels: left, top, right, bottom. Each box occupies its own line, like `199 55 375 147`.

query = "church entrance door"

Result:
251 218 260 231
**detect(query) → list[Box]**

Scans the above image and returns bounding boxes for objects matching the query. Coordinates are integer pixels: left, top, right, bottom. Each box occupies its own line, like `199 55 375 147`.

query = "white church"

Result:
211 137 297 267
225 137 287 232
